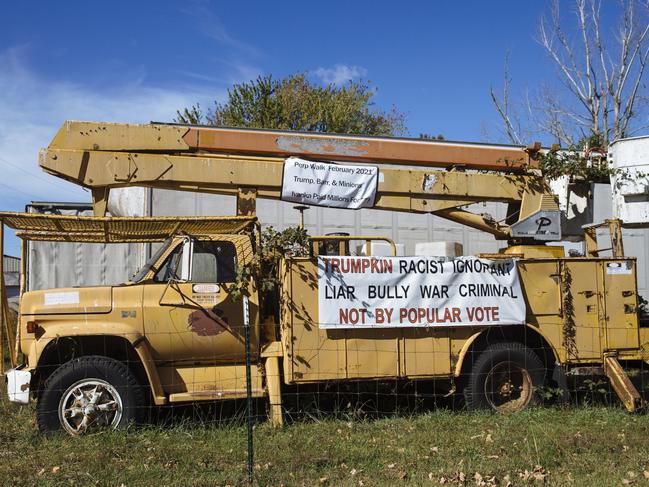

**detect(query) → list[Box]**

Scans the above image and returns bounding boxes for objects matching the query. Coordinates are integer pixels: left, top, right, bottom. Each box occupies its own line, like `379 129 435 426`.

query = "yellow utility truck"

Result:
3 121 647 435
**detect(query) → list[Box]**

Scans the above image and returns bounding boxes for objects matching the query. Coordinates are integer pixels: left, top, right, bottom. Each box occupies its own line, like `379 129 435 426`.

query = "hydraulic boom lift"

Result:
40 121 561 243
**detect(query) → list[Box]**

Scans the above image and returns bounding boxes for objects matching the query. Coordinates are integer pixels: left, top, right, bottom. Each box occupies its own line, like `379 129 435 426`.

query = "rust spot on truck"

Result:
276 135 369 157
187 308 229 337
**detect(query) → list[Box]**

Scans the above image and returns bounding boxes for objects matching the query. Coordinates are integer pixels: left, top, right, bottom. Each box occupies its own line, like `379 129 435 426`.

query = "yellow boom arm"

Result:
39 121 560 241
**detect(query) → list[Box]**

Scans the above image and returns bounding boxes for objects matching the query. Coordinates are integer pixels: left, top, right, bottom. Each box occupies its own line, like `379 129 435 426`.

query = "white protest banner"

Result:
281 157 378 209
317 256 525 329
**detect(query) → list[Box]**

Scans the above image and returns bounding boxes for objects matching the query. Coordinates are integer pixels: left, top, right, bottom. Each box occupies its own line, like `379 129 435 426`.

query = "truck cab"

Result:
5 213 265 435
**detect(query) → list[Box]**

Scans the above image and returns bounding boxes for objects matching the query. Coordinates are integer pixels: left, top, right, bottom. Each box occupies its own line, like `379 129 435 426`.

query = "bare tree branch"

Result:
493 0 649 147
490 52 523 144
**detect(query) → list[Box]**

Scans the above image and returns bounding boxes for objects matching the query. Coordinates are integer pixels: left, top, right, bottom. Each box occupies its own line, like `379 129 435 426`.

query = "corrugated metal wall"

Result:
26 205 145 291
3 255 19 273
4 255 20 298
27 187 649 301
148 187 649 300
150 189 506 256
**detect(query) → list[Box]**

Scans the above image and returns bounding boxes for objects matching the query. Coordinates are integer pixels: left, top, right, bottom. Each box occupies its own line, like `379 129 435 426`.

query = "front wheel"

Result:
37 355 145 435
464 342 545 412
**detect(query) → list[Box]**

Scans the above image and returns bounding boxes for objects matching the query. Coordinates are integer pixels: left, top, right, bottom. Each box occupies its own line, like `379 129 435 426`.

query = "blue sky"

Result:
0 0 627 253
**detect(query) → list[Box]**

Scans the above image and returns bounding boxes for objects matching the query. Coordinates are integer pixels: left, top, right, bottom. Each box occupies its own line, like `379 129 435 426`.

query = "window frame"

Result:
188 238 238 284
151 238 191 283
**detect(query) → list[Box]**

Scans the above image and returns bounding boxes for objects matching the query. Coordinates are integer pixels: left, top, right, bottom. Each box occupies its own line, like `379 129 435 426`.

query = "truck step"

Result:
169 389 265 403
603 355 645 412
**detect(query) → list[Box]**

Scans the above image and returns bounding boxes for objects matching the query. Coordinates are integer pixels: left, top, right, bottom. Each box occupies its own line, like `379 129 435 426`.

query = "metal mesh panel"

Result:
0 212 256 243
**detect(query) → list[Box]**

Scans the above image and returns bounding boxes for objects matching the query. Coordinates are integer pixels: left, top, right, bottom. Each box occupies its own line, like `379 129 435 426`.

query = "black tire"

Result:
464 342 546 412
37 355 145 434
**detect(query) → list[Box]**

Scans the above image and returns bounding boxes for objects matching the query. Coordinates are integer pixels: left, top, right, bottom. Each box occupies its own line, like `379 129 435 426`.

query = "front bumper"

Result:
6 368 31 404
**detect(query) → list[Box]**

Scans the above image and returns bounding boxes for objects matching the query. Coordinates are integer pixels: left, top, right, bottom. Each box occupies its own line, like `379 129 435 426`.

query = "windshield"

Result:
130 238 174 283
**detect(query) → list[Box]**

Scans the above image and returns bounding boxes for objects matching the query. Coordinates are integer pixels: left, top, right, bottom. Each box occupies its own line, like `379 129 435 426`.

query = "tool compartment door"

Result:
602 260 639 350
562 261 602 360
402 328 451 378
281 258 347 381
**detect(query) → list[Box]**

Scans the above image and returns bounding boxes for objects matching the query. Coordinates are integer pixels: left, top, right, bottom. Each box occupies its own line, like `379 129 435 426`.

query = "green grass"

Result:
2 382 649 486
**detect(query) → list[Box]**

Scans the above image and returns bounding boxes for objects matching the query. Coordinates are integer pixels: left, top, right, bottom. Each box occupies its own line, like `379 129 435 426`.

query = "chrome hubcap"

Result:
58 379 123 435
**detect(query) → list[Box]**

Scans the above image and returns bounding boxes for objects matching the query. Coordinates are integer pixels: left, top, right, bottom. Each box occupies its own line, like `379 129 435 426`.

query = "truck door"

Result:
143 238 257 364
602 260 639 350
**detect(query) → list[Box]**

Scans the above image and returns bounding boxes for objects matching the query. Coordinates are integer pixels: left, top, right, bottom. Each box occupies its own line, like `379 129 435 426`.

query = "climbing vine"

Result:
561 266 578 360
227 225 309 300
534 148 614 182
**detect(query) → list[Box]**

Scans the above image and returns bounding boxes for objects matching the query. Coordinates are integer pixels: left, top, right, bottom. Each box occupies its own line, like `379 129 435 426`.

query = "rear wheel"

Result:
37 355 145 435
464 342 545 412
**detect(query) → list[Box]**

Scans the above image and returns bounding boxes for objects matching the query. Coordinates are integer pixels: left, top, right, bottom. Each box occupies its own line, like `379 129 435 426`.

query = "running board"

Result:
603 355 645 412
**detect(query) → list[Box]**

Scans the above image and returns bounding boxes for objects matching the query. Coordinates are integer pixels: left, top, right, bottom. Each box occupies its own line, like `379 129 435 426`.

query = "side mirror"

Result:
158 237 193 306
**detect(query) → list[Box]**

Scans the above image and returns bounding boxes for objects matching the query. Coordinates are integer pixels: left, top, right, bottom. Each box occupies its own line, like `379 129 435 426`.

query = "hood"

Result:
21 286 113 315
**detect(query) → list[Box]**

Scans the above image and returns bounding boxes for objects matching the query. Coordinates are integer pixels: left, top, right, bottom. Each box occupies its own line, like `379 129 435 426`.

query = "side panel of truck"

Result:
280 258 451 383
280 257 643 386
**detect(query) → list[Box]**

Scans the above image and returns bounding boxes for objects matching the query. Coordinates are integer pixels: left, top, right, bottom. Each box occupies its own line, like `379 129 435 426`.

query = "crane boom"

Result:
179 125 538 171
39 120 561 241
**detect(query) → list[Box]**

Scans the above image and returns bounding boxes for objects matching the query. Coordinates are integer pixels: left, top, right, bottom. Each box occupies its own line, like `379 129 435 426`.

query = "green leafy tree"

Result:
176 73 405 136
176 74 406 301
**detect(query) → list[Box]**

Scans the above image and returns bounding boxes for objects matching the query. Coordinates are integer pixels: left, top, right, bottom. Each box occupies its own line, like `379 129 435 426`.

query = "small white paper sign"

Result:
281 157 378 209
44 291 80 306
606 261 633 275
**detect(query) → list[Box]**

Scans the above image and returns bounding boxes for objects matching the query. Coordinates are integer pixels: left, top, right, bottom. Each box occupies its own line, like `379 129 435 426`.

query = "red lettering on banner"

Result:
339 308 367 325
452 308 461 322
398 307 464 324
375 308 393 324
466 307 500 322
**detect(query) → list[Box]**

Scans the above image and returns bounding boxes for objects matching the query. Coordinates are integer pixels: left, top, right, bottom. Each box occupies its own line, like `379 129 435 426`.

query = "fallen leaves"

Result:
437 467 547 485
436 472 502 486
623 470 640 484
439 471 465 484
474 472 498 486
518 465 548 482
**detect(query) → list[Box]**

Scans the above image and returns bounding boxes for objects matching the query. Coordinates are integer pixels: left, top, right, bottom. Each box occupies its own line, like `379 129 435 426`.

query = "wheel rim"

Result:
483 361 533 412
58 379 123 435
